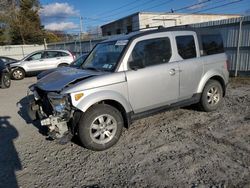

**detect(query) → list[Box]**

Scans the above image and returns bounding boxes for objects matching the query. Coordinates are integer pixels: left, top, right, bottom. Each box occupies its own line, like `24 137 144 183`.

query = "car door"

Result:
125 35 179 113
42 51 62 70
173 33 203 100
24 51 45 72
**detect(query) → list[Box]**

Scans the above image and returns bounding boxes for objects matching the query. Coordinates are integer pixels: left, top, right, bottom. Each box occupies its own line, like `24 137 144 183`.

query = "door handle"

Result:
169 69 176 75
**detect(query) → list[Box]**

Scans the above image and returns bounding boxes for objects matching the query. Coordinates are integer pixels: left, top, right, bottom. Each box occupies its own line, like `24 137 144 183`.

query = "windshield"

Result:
82 40 127 72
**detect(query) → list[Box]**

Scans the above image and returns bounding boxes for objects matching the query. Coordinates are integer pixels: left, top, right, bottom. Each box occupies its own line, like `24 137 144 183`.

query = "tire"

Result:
58 63 68 67
1 73 11 88
78 104 124 151
11 68 25 80
200 79 223 112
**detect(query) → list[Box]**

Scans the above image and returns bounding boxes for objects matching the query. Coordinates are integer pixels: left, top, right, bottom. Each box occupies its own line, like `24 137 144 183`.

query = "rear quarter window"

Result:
59 52 70 57
201 34 224 55
176 35 197 59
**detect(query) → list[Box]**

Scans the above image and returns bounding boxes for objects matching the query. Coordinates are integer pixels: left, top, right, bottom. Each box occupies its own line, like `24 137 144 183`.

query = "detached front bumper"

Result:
27 87 73 141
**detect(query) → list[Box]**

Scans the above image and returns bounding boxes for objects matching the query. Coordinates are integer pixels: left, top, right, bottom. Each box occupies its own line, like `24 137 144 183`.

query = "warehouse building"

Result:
101 12 240 36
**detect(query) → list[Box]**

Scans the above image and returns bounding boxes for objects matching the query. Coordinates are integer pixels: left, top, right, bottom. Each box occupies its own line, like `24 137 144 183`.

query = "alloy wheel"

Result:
207 86 220 105
89 114 117 144
13 70 23 79
3 74 10 87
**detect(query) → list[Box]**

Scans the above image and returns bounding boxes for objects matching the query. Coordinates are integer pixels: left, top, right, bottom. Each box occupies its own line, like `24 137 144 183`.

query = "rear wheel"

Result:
11 68 25 80
200 80 223 112
1 73 11 88
78 104 123 151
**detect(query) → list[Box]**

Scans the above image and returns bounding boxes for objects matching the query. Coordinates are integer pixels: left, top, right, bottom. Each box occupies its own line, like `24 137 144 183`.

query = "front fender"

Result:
10 65 26 72
71 90 132 113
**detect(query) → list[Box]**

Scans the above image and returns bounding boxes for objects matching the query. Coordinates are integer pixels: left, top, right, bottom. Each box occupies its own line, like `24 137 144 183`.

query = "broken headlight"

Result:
47 93 69 114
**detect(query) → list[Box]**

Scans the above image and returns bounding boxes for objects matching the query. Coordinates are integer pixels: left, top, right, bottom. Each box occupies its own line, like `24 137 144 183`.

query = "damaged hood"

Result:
35 67 105 91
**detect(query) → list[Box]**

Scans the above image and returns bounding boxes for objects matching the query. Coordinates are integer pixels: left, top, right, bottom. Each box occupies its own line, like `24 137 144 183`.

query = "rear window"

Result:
176 35 197 59
59 52 70 57
201 34 224 55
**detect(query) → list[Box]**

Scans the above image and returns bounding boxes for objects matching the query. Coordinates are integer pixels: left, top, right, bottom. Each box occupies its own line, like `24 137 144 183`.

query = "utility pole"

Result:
79 16 83 55
235 17 243 77
80 16 83 39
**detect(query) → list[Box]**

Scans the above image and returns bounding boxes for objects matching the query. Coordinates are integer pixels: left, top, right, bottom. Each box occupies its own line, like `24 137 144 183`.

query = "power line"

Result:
47 0 244 34
97 0 144 16
98 0 158 20
83 0 173 24
86 0 213 26
62 0 214 32
172 0 212 12
140 0 174 12
125 0 214 28
84 0 174 25
194 0 243 13
130 0 242 30
207 0 249 14
166 0 228 21
180 0 227 13
139 0 244 30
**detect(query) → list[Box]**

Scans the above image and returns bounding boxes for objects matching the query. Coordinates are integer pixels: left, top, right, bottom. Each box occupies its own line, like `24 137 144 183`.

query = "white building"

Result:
101 12 240 36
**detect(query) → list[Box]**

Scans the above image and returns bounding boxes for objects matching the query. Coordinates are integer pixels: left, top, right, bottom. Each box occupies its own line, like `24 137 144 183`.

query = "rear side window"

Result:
176 35 197 59
59 52 70 57
201 34 224 55
44 51 59 58
129 37 172 69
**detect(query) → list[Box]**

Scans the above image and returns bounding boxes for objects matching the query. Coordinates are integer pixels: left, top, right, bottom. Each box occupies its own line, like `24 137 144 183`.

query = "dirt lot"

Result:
0 77 249 188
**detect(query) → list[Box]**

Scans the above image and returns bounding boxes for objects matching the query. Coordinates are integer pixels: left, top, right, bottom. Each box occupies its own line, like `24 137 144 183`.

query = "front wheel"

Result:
1 73 11 88
200 79 223 112
78 104 123 151
11 68 25 80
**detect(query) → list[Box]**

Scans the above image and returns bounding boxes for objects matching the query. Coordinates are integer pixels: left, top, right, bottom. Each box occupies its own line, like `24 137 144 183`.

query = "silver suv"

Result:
28 28 229 151
10 50 75 80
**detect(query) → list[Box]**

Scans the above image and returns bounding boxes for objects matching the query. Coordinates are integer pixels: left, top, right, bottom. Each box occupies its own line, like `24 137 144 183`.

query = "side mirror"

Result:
129 59 144 70
26 57 32 61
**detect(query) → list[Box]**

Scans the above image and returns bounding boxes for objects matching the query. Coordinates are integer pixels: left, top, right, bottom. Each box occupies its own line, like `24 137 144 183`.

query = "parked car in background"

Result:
10 50 75 80
0 56 18 65
0 60 11 89
28 28 229 151
37 53 89 80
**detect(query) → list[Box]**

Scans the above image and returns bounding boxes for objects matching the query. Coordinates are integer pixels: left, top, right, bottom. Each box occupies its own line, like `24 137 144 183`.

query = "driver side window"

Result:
27 52 43 61
129 37 172 69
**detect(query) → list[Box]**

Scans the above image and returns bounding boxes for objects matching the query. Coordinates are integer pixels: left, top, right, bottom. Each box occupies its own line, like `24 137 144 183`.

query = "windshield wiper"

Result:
83 67 102 72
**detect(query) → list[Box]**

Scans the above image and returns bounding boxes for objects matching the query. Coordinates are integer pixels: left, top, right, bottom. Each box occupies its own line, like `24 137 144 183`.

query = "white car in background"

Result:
10 50 75 80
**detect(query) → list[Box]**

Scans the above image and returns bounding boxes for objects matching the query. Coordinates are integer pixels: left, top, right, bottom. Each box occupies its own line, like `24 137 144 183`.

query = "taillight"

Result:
69 51 75 60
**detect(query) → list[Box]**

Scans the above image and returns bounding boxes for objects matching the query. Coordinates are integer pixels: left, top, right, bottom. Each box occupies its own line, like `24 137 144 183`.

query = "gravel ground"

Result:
0 77 249 188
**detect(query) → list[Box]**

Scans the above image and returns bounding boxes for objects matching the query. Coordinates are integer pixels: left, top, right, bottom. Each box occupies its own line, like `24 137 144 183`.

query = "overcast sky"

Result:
39 0 250 33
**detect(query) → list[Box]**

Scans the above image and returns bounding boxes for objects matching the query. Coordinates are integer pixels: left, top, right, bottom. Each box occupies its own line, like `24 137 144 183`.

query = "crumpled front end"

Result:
28 85 73 141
